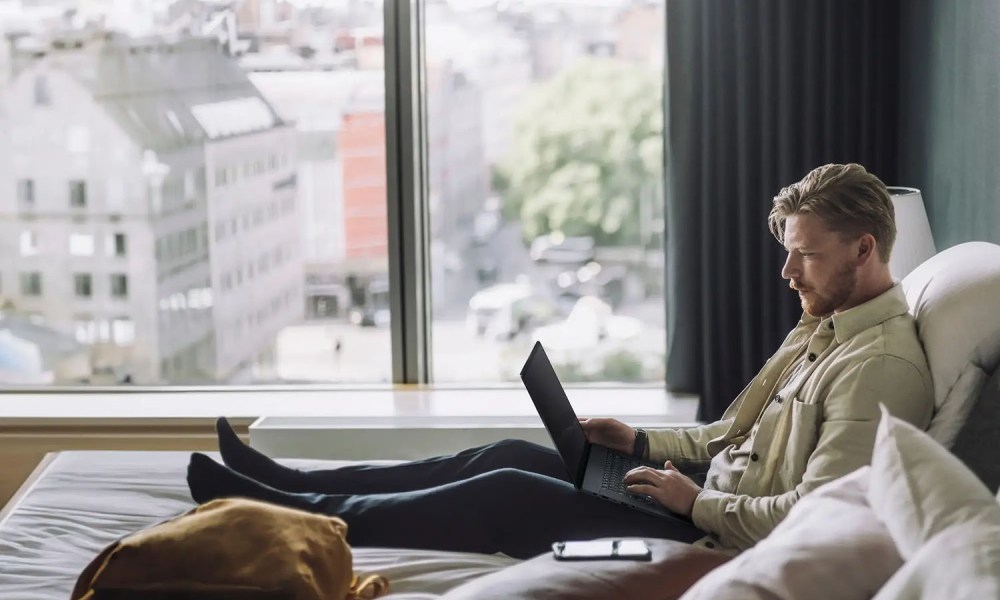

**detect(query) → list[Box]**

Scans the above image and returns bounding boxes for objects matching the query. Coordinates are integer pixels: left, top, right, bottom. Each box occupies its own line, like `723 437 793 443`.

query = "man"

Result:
187 163 933 558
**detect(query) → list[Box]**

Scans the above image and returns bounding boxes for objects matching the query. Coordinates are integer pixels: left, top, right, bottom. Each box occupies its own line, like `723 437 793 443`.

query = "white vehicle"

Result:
466 283 532 337
466 283 558 340
529 233 595 264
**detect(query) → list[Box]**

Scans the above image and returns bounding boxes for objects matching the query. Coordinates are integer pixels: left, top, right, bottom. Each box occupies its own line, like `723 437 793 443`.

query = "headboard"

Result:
950 364 1000 494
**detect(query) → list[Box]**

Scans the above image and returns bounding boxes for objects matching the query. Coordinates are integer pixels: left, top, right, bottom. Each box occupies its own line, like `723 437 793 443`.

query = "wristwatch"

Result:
632 428 648 459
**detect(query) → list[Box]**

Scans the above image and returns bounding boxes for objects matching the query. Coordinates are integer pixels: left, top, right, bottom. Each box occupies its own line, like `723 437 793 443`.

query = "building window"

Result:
113 233 127 257
19 231 39 256
66 126 89 154
17 179 34 206
106 178 125 211
69 180 87 208
112 317 135 345
111 274 129 298
74 273 93 298
184 170 196 199
20 272 42 296
69 233 95 256
33 75 51 106
74 316 96 344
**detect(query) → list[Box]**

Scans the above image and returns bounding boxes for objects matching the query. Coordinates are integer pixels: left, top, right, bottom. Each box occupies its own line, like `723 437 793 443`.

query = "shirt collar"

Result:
796 282 910 344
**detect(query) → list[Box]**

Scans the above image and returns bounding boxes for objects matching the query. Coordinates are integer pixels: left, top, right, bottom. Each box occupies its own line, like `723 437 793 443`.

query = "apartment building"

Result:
0 32 301 383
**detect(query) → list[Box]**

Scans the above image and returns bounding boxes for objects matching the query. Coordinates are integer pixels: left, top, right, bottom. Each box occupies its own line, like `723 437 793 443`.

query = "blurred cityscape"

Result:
0 0 667 385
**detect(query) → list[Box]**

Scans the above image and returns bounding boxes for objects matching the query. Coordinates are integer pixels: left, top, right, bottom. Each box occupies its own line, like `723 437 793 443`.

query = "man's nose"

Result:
781 254 799 280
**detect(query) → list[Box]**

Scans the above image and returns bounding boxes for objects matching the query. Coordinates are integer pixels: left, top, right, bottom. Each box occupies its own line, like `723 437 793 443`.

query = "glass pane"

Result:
427 1 667 384
0 1 390 385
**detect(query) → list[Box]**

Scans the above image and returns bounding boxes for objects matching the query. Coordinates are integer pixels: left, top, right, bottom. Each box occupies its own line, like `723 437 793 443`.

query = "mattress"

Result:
0 451 519 599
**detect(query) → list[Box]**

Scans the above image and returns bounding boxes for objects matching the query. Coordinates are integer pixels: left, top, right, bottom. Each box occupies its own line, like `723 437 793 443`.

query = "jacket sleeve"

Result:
689 355 934 550
645 420 732 470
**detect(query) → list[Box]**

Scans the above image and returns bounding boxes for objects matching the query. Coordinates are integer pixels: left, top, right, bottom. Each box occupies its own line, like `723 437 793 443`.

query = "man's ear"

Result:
856 234 877 264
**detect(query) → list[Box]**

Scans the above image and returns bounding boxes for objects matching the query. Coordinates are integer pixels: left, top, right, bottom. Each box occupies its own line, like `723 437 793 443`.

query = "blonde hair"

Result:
768 163 895 263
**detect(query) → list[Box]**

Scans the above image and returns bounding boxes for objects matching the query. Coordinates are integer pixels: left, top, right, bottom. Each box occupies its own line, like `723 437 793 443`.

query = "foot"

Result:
216 417 303 490
187 452 316 510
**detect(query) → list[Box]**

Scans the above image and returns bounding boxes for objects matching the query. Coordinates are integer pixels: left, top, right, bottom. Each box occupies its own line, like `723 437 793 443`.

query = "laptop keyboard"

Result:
600 454 655 504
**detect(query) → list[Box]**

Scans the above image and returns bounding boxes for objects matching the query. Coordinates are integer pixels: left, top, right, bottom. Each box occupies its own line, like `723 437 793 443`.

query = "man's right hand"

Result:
578 417 637 456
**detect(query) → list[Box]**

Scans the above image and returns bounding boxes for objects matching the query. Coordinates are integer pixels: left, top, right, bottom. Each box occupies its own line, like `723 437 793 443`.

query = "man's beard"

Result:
799 263 857 317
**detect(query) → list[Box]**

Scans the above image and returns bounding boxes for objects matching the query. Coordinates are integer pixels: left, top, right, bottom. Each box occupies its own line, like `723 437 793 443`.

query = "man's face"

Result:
780 213 859 317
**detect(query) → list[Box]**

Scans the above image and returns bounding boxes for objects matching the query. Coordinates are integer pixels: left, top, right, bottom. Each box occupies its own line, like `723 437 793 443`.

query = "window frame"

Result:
3 0 670 395
384 0 433 383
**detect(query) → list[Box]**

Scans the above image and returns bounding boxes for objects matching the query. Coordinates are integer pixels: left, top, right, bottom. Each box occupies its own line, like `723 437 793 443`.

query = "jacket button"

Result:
808 353 817 362
750 453 759 462
773 394 782 403
705 541 716 549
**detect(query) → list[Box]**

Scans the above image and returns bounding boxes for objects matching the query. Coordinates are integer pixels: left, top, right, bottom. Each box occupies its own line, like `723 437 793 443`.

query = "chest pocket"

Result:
777 397 823 489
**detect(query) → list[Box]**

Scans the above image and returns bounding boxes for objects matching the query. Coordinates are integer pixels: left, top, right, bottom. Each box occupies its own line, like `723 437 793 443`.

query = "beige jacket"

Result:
648 284 933 552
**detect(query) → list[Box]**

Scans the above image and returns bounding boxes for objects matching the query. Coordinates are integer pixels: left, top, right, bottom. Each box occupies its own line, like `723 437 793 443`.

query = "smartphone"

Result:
552 539 652 561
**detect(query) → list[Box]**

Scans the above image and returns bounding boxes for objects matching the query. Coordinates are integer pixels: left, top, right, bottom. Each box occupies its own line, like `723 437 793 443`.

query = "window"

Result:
74 316 96 344
17 179 34 206
110 274 128 299
66 126 89 154
0 1 669 388
69 180 87 208
106 178 125 210
33 75 50 106
69 233 95 256
112 317 135 345
19 231 38 256
74 273 93 298
184 170 196 200
20 272 42 296
112 233 127 257
426 2 667 383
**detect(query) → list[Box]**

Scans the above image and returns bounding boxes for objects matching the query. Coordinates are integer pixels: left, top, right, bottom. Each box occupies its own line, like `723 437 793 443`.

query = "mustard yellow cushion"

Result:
71 498 387 600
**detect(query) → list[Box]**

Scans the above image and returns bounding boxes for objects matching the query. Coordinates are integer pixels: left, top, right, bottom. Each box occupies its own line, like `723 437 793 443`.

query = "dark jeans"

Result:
266 439 705 559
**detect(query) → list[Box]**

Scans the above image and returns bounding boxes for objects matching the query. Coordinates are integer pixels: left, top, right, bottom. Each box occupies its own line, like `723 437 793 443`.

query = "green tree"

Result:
496 59 663 246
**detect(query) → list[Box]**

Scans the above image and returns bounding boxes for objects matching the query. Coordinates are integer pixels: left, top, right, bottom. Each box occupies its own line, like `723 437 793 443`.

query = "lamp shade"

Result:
888 187 936 280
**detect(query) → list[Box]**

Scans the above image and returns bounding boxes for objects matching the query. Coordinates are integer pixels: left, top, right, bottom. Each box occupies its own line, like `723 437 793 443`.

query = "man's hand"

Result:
578 417 636 455
623 461 702 518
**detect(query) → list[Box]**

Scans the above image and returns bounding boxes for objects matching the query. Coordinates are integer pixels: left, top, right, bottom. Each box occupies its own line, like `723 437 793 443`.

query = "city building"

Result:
0 32 301 383
251 68 386 321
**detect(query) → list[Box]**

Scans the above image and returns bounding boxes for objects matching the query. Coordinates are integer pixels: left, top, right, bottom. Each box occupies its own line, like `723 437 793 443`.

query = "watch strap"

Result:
632 428 648 459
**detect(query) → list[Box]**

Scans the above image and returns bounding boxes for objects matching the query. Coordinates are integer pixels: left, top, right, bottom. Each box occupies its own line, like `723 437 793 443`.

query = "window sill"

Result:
0 385 699 428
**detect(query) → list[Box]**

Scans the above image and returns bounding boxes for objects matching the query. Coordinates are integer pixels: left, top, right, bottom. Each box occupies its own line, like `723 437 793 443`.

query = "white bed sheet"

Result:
0 451 519 599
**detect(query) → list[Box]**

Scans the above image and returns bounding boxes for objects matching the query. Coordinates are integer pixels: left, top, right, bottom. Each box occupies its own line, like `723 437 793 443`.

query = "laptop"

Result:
520 341 684 519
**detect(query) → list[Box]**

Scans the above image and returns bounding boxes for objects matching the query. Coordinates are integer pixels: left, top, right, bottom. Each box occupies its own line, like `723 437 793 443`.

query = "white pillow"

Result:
867 405 1000 559
680 467 901 600
902 241 1000 447
872 522 1000 600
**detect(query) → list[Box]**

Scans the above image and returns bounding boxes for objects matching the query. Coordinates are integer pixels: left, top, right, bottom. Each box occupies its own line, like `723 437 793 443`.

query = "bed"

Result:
0 451 519 599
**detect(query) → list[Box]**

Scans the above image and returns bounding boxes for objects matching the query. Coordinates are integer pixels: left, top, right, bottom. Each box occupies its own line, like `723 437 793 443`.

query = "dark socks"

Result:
187 452 333 514
216 417 309 491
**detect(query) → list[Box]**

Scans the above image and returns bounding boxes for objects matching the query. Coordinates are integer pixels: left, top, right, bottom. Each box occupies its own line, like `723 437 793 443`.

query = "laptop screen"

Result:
520 342 589 485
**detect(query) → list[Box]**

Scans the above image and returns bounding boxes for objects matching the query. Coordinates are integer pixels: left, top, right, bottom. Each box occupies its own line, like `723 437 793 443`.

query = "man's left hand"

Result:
623 461 702 518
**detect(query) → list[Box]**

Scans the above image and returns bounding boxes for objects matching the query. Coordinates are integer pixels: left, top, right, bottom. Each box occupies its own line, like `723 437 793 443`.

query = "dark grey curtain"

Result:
664 0 903 421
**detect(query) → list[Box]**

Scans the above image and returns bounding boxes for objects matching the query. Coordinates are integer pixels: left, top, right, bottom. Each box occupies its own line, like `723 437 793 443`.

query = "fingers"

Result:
623 466 663 485
663 460 678 471
626 483 658 496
